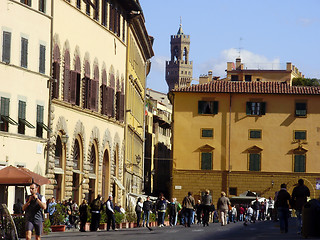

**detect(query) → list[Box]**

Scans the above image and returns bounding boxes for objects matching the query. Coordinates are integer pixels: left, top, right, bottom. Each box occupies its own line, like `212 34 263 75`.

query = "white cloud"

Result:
150 55 168 73
196 48 281 79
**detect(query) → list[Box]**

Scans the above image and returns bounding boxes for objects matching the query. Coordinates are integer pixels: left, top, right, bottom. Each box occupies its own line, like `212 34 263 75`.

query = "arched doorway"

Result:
112 145 119 203
72 137 83 204
102 149 110 201
53 135 64 201
88 142 98 202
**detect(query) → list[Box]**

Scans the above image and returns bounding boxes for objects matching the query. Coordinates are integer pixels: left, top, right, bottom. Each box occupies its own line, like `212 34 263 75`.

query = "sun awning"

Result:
0 165 50 186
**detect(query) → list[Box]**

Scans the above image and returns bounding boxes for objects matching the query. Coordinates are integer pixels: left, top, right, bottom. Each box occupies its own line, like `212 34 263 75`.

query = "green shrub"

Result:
13 215 26 238
43 218 51 234
114 211 125 224
52 204 67 225
126 212 137 223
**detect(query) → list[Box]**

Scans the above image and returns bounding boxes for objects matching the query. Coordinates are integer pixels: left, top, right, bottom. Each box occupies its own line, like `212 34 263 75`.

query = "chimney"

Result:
208 70 212 81
236 58 242 70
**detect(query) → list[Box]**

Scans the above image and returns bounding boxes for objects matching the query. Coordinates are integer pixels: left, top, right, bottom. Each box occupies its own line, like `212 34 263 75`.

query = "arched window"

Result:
183 47 188 62
55 136 62 168
73 140 80 169
70 56 81 106
52 45 61 99
89 144 96 173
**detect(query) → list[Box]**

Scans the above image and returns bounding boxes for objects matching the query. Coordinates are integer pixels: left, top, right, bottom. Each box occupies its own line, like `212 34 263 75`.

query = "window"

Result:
229 187 237 196
246 102 266 116
1 97 18 132
21 38 28 68
39 0 46 13
294 130 306 140
39 45 46 74
249 130 262 139
36 105 49 138
20 0 31 6
201 129 213 138
249 153 260 171
94 0 99 20
198 101 218 115
102 0 108 26
122 14 126 41
231 75 238 81
201 152 212 170
2 31 11 63
245 75 252 82
77 0 81 9
86 2 90 15
295 102 307 117
18 101 35 134
294 154 305 172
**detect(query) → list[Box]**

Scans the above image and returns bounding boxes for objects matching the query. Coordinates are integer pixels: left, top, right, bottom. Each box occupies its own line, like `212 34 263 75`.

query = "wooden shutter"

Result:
18 101 26 119
39 45 46 74
91 79 99 111
120 93 125 122
201 152 212 170
84 77 91 109
1 97 9 116
2 31 11 63
101 84 107 115
21 38 28 68
294 155 305 172
249 153 260 171
109 3 114 31
63 69 70 102
117 9 120 36
70 71 77 104
52 62 60 99
106 87 114 117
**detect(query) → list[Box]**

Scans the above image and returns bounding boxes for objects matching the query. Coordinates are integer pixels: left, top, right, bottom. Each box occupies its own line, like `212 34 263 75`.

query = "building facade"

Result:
144 89 172 197
124 11 154 207
0 0 52 211
169 81 320 203
165 24 193 91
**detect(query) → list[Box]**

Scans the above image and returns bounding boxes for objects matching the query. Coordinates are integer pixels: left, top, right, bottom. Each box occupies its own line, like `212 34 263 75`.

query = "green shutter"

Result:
198 101 205 114
201 152 212 170
39 45 46 74
202 129 213 138
1 97 9 116
249 153 260 171
213 101 219 114
294 155 305 172
37 105 44 123
2 31 11 63
18 101 26 119
21 38 28 68
250 130 261 139
260 102 266 115
246 102 251 115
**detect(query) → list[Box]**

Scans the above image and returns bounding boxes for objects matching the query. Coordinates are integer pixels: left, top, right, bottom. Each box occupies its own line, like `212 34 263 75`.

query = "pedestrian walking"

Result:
291 179 310 234
182 192 195 227
135 197 143 227
252 198 260 222
156 193 167 227
142 196 152 227
22 183 47 240
79 199 88 232
90 194 102 231
201 190 212 227
275 183 291 233
267 197 275 221
168 198 178 226
47 197 57 225
244 206 253 226
105 194 116 231
217 191 230 226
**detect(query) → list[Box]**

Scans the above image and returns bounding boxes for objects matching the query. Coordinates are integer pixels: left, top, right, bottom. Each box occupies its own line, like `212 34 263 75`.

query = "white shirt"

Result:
106 201 114 213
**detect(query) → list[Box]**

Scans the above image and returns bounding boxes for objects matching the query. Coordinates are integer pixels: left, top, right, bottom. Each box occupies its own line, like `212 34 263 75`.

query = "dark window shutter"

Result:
116 91 120 120
18 101 26 119
106 87 115 117
109 4 114 30
63 69 70 102
39 45 46 74
39 0 46 13
1 97 10 116
84 77 91 109
37 105 44 123
120 93 125 122
70 71 77 104
213 101 219 114
101 84 107 115
52 62 60 99
201 152 212 170
21 38 28 68
260 102 266 115
2 31 11 63
91 79 98 111
294 155 305 172
246 102 251 115
249 153 260 171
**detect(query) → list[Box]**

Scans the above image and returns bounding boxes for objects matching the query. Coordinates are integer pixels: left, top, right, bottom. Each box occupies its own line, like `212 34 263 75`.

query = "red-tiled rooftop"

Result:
172 81 320 95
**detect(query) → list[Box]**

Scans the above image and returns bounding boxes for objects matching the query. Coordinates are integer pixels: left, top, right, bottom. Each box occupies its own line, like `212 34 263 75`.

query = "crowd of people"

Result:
17 179 311 240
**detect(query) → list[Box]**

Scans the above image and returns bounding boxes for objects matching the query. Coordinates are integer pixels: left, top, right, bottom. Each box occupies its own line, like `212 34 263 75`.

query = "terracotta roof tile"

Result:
172 81 320 95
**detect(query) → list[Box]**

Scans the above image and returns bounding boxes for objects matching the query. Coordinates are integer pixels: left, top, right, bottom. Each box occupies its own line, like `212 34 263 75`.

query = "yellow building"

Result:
226 58 304 84
169 80 320 203
0 0 51 211
125 11 153 206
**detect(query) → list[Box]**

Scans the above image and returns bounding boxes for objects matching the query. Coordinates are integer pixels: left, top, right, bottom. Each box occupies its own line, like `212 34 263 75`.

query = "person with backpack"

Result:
142 196 153 227
182 192 195 227
90 194 102 231
156 193 168 227
22 183 46 240
135 197 143 227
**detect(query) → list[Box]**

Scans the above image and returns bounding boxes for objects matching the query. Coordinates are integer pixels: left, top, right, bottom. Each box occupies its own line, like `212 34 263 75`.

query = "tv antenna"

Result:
238 37 243 58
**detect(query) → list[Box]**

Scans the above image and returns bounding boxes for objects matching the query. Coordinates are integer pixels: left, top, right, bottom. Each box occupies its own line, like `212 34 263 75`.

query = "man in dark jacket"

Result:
292 179 310 234
201 190 212 227
252 198 260 222
275 183 291 233
182 192 195 227
142 196 153 227
90 194 102 231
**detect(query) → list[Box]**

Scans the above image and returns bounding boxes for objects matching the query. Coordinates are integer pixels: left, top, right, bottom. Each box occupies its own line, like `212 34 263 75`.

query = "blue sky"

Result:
139 0 320 93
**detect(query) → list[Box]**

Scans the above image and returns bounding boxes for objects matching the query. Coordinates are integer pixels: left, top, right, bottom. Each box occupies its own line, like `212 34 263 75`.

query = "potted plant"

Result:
115 211 125 229
150 212 156 227
51 204 67 232
99 206 107 230
126 212 137 228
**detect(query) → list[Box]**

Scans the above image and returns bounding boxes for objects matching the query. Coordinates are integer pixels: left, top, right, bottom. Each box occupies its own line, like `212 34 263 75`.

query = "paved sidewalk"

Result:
21 218 320 240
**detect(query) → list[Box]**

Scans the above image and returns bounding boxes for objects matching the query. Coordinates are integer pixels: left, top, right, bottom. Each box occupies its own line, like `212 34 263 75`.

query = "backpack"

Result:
91 199 101 211
135 204 142 212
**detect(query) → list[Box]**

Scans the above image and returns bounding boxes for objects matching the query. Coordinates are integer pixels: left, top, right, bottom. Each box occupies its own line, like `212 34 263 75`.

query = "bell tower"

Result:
165 23 193 91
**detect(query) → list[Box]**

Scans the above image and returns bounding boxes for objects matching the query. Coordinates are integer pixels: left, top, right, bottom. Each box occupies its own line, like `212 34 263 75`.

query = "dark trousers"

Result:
90 212 100 231
136 211 142 226
184 208 193 227
203 205 210 225
79 216 87 232
107 211 115 231
278 207 289 233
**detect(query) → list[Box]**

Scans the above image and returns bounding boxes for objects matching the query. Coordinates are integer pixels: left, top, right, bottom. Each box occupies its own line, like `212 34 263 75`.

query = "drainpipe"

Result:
227 93 232 195
46 0 54 175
